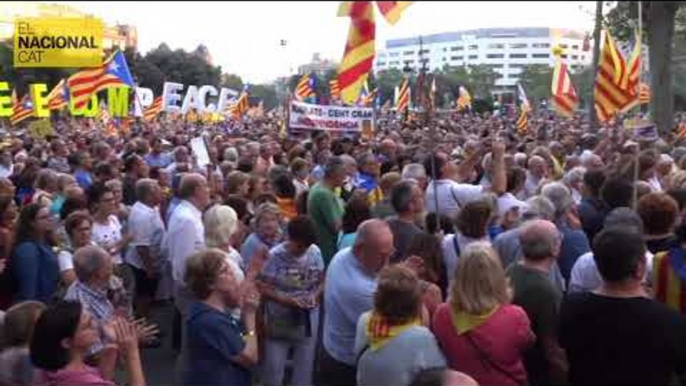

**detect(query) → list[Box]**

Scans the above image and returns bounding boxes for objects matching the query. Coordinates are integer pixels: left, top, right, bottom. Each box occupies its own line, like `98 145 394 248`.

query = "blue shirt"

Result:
145 152 173 169
12 241 59 303
557 222 591 284
323 247 377 365
74 169 93 190
183 301 251 386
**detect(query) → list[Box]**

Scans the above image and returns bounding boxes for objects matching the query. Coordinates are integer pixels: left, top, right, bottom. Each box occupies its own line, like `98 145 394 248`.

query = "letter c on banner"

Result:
197 85 218 113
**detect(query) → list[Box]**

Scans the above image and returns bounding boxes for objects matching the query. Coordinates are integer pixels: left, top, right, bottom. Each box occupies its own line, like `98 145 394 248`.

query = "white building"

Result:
375 27 592 93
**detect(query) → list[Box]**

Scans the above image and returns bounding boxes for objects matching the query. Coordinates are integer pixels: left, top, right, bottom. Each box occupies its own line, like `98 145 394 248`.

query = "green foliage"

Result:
249 84 278 110
0 42 73 94
517 64 552 103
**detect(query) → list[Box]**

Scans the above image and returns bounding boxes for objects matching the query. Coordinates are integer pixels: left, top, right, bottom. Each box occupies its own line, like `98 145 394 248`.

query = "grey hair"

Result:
541 182 575 219
324 156 347 179
523 195 556 221
390 179 417 214
135 178 158 202
514 153 528 168
604 207 644 234
204 205 238 248
519 222 561 261
73 245 111 283
223 147 238 163
401 163 426 181
564 166 587 186
353 219 390 248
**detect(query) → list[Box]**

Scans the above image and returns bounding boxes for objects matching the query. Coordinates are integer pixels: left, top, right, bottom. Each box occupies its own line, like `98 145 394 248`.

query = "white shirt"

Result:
441 233 491 287
521 172 542 199
166 200 205 284
92 215 124 264
647 176 663 192
125 202 167 271
569 251 654 293
497 192 528 218
0 164 13 178
425 179 483 220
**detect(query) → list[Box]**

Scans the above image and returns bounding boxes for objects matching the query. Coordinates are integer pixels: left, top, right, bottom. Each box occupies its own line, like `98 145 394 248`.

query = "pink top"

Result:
432 303 534 386
37 365 114 386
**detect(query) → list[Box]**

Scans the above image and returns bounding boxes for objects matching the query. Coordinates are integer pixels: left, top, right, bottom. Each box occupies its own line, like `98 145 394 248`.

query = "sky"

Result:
49 1 599 84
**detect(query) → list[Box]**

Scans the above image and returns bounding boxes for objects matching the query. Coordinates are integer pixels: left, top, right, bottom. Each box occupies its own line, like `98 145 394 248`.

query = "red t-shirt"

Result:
432 303 534 386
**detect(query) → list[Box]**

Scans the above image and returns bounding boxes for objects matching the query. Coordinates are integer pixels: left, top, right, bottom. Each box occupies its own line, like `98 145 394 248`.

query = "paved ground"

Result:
139 301 178 385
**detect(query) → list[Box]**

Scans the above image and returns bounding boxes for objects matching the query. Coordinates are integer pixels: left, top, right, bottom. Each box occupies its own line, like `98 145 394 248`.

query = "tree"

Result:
572 66 596 110
606 1 686 134
144 44 221 89
250 84 278 110
466 64 498 99
375 68 404 105
221 73 243 90
517 64 553 104
0 42 72 95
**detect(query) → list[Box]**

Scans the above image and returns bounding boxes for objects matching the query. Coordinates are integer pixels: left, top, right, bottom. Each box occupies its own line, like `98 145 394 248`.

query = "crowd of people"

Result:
0 108 686 386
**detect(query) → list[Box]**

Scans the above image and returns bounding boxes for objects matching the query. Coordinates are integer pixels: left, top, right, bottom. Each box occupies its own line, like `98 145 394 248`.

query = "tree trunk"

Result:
649 2 677 135
589 0 603 128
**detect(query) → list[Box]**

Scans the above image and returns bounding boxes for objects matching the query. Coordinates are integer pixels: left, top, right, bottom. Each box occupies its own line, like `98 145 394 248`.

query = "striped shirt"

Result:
65 281 114 355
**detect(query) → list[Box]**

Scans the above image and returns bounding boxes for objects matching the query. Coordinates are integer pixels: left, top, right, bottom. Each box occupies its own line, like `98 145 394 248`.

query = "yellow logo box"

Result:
14 17 103 68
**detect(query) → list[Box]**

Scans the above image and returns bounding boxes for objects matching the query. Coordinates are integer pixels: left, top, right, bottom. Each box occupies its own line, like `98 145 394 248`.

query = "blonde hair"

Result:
450 242 511 315
204 205 238 248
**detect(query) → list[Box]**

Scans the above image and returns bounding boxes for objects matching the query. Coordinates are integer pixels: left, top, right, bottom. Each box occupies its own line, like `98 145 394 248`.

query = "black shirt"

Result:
560 292 686 386
507 264 562 386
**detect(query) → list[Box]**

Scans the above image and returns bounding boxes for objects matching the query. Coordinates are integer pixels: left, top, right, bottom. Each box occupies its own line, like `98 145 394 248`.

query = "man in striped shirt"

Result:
64 245 128 356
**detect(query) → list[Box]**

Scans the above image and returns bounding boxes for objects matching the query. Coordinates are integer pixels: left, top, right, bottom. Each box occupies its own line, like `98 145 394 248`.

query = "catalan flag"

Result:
330 78 341 101
360 81 378 107
516 83 530 134
623 30 642 97
456 86 472 111
517 83 531 113
375 1 413 24
144 96 163 122
396 78 410 113
337 1 411 105
10 90 33 126
67 50 134 110
551 52 578 118
594 29 635 123
294 73 316 103
226 91 250 118
653 250 686 314
516 110 528 134
46 79 69 111
639 82 650 105
429 77 437 109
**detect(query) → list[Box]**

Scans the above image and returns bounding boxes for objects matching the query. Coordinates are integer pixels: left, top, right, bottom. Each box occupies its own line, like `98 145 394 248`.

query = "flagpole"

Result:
631 0 642 210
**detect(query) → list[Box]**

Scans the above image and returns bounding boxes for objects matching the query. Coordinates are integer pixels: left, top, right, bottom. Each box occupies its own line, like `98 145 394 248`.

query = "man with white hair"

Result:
319 219 394 386
521 155 547 199
401 163 427 192
563 166 586 205
493 195 566 293
126 178 166 319
541 182 591 284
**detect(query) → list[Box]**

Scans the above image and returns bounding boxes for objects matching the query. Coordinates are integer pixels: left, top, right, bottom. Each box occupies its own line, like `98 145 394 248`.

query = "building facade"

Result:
375 27 592 93
297 53 338 77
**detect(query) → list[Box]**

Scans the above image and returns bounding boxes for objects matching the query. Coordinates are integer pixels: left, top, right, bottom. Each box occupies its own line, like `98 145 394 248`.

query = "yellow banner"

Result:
14 17 103 68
